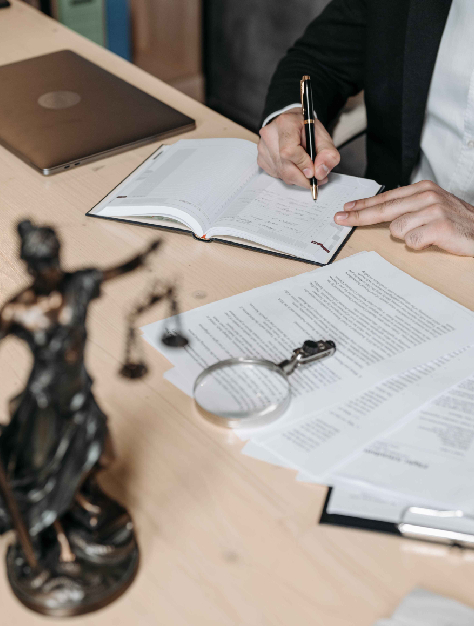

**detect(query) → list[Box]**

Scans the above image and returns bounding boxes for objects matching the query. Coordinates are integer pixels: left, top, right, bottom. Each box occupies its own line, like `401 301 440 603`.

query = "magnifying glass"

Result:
193 339 336 429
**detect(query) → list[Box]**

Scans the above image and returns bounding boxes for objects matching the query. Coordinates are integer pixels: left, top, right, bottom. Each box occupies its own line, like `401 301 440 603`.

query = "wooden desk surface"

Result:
1 3 474 625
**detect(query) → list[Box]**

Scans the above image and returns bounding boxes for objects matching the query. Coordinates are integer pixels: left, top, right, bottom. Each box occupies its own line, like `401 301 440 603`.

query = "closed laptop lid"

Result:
0 50 195 172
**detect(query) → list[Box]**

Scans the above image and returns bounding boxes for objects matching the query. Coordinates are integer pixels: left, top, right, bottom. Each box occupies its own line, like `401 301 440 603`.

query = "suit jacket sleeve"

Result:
261 0 367 129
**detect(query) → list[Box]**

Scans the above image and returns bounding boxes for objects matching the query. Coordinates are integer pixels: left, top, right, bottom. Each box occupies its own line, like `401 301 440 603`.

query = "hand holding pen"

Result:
258 93 340 194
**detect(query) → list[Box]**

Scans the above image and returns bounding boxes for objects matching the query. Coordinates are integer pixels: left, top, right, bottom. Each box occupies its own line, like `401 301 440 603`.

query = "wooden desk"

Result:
1 3 474 624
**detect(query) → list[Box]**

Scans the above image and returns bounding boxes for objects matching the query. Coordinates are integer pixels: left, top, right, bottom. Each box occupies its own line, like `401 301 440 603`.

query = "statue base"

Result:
7 540 139 617
6 487 140 618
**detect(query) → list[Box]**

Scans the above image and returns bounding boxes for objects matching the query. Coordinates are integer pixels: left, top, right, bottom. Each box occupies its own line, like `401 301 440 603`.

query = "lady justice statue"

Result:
0 220 187 617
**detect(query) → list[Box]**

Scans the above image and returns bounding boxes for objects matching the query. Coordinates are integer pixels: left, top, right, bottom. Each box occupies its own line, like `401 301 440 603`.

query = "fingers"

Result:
389 206 444 239
257 138 278 178
342 184 422 213
334 184 445 227
277 119 314 187
258 111 337 189
329 175 474 257
258 139 309 188
279 129 314 173
403 220 458 251
258 122 280 176
258 112 311 187
313 120 340 180
404 219 474 256
334 183 474 256
403 223 440 250
342 179 442 212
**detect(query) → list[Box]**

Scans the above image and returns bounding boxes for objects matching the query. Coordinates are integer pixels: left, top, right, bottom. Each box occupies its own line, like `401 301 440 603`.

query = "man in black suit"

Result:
258 0 474 255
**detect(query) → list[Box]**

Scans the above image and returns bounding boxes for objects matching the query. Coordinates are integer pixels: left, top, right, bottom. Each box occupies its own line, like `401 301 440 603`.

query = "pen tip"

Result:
312 183 317 201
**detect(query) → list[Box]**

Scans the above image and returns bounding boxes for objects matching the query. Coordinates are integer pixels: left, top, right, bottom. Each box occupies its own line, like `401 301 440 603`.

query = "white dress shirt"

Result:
411 0 474 204
264 0 474 205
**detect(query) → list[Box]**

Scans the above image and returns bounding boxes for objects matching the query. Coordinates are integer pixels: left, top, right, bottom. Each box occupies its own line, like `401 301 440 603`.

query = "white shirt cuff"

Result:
261 103 302 128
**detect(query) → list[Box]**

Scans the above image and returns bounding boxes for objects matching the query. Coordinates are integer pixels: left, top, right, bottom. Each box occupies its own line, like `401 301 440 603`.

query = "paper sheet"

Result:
162 366 192 396
327 484 410 523
374 588 474 626
332 364 474 513
259 347 474 483
144 252 474 445
241 441 294 468
150 251 474 523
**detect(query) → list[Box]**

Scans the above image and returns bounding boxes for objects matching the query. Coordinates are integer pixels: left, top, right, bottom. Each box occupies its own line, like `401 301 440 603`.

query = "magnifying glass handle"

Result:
278 340 336 376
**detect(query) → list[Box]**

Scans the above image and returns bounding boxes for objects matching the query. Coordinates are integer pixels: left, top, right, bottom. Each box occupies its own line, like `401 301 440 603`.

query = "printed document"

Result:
144 252 474 444
257 347 474 480
332 366 474 513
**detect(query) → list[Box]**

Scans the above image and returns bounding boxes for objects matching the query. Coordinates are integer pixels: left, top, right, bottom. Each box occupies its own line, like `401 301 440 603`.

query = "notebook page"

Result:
206 172 380 263
90 139 258 237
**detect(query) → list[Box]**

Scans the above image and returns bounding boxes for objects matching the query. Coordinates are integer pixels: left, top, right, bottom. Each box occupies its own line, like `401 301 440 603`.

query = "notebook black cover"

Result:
320 488 474 550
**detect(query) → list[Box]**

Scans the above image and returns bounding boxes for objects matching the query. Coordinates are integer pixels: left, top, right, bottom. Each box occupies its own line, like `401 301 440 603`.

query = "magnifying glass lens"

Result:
194 362 290 422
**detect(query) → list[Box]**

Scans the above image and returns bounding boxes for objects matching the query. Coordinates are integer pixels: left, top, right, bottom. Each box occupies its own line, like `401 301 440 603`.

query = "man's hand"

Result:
334 180 474 256
257 109 340 188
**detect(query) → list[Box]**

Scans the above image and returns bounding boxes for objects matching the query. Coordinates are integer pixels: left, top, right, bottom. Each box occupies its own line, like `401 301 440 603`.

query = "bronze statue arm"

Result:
102 240 161 282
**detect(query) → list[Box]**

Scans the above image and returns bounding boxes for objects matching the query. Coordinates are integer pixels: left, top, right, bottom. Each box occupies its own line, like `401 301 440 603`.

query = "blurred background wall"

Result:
131 0 204 102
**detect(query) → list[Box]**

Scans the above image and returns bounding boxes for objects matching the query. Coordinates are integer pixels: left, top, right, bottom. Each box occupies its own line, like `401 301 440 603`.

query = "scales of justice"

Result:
0 220 188 617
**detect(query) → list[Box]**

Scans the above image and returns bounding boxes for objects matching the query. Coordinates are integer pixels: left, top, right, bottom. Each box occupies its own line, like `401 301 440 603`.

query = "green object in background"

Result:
55 0 105 47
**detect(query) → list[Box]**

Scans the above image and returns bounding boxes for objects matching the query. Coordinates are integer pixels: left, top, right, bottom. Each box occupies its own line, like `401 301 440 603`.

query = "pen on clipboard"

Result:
300 76 318 201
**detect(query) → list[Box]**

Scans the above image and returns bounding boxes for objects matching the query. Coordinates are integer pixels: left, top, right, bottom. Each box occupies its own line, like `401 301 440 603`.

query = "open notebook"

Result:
88 138 381 265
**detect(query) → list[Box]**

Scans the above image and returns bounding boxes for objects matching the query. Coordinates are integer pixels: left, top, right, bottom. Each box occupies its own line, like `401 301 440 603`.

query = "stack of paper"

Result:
142 251 474 535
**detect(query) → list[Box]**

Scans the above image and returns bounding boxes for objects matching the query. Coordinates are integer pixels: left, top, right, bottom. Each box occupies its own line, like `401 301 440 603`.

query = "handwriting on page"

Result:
219 182 346 252
311 241 330 253
213 174 379 261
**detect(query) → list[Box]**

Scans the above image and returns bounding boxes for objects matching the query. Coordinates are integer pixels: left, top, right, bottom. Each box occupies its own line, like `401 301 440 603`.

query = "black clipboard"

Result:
319 487 401 537
319 487 474 549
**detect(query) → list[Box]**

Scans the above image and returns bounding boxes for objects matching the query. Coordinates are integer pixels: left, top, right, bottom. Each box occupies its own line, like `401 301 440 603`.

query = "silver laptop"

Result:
0 50 196 175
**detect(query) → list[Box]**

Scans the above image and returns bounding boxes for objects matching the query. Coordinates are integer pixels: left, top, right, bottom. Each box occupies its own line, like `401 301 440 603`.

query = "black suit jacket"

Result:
262 0 453 190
